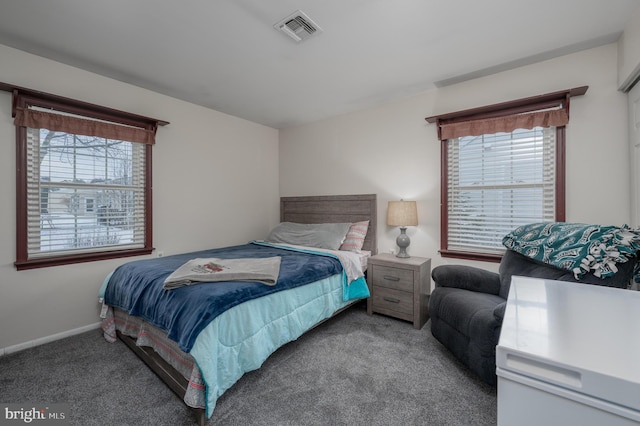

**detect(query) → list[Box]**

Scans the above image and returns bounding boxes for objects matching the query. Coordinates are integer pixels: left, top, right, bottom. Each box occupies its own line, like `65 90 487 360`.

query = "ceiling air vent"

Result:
274 10 322 42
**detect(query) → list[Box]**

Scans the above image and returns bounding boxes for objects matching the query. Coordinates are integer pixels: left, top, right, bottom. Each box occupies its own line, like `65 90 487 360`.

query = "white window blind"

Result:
26 126 146 258
447 127 556 254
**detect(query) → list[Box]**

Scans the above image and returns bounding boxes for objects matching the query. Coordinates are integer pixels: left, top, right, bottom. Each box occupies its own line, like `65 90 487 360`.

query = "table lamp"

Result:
387 200 418 258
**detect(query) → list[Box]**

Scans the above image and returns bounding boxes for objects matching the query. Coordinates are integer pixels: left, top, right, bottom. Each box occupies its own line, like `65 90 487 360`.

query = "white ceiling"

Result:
0 0 638 129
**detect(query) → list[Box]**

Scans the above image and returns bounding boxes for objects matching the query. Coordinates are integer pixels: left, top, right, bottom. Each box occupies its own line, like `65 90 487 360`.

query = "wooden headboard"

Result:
280 194 377 254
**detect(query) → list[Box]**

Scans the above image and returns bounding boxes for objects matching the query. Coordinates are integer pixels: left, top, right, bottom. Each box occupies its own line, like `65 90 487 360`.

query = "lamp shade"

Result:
387 200 418 227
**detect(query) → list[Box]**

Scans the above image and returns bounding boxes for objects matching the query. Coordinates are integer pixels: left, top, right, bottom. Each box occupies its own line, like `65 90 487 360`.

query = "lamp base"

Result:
396 227 411 258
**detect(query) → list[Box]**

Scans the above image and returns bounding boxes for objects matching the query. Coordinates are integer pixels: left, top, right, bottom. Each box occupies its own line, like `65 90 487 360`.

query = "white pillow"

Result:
266 222 351 251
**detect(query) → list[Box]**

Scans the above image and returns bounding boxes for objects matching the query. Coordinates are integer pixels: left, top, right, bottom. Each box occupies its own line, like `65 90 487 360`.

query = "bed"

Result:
99 194 377 425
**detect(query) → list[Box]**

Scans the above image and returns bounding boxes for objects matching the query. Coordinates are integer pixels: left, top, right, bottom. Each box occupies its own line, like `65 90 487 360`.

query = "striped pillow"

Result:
339 221 369 252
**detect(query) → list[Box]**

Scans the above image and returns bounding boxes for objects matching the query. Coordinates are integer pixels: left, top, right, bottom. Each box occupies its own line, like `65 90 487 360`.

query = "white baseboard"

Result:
0 322 102 357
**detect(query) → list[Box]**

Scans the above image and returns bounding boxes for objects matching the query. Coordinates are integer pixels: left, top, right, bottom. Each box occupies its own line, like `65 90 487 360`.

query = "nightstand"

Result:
366 253 431 329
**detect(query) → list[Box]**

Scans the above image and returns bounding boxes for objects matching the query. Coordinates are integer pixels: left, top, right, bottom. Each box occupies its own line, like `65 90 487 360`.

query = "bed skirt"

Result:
101 306 206 410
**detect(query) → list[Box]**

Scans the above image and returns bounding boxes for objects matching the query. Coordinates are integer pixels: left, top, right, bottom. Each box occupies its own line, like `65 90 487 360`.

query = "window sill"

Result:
15 247 154 270
439 249 503 263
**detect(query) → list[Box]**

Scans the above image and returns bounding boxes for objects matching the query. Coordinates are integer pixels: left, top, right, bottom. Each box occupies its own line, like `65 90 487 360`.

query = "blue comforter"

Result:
104 243 342 352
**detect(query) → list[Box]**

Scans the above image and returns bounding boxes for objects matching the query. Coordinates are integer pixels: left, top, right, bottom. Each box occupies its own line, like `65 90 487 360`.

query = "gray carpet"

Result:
0 304 496 425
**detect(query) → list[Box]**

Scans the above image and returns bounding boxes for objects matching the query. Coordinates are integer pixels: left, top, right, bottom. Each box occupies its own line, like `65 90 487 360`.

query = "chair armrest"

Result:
493 302 507 322
431 265 501 295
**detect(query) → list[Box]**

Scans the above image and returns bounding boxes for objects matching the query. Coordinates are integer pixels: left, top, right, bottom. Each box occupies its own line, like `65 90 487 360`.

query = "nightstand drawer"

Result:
371 286 413 315
371 265 413 292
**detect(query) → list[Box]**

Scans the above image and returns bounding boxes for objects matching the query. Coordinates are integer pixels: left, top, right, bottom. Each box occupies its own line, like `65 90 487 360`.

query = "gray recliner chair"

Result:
428 249 634 385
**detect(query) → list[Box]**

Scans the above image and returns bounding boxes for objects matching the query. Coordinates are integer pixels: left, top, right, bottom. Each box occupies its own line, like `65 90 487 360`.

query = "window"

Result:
426 87 587 262
35 131 144 253
85 198 95 213
447 127 557 256
6 85 168 270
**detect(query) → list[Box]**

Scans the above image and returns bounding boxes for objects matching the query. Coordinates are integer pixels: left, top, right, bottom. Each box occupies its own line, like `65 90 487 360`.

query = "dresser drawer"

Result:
371 264 413 292
371 286 413 316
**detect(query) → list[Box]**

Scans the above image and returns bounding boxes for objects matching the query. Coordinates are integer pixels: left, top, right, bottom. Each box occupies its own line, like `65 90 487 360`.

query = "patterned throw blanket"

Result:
502 222 640 281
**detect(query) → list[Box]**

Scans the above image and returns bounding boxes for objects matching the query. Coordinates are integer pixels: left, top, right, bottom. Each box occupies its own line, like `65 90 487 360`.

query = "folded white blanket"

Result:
163 257 281 290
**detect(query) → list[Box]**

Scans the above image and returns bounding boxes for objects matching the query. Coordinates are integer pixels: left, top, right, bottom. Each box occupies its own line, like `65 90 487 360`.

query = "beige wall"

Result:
280 43 629 272
618 6 640 90
0 44 280 351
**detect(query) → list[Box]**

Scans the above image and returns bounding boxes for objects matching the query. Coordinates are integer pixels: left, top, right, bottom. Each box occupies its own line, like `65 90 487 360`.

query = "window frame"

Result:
4 84 168 270
426 87 587 262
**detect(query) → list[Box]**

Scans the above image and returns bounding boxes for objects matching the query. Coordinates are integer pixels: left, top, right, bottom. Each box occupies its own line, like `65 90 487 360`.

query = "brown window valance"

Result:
0 81 168 145
425 86 588 140
438 108 568 140
14 107 155 144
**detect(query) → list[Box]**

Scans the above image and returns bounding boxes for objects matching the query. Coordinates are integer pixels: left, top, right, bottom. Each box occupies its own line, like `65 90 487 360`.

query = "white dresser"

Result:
497 276 640 426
